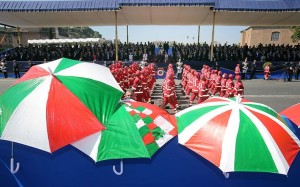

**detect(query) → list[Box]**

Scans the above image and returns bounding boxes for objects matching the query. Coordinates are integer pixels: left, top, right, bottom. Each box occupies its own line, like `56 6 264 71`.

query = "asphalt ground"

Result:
0 78 299 113
155 78 300 113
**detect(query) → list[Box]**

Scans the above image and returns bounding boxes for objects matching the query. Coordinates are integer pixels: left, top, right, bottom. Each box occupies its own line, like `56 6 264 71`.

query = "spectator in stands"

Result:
176 58 183 80
129 52 133 61
13 60 20 78
1 60 8 78
3 42 300 63
295 61 300 80
287 62 294 81
242 58 248 79
249 60 257 79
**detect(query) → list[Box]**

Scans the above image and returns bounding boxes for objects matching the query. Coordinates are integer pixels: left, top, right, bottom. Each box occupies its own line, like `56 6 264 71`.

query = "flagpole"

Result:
115 11 119 61
210 11 216 62
197 26 200 44
127 25 129 44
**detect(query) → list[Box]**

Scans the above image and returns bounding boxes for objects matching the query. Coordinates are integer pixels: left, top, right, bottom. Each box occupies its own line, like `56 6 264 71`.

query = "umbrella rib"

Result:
239 107 289 175
219 105 240 173
244 105 300 147
178 105 231 145
176 101 228 117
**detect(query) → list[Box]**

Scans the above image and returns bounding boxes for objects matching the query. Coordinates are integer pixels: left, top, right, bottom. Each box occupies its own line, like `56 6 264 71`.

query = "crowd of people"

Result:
1 42 300 63
110 59 245 113
109 61 156 103
182 64 244 107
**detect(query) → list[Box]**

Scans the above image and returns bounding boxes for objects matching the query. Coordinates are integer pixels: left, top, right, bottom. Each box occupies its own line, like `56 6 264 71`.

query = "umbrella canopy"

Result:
280 103 300 128
0 58 123 153
176 96 300 175
73 101 177 162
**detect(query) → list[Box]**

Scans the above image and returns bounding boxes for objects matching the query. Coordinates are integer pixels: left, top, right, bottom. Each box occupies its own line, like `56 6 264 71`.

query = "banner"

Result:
155 68 166 79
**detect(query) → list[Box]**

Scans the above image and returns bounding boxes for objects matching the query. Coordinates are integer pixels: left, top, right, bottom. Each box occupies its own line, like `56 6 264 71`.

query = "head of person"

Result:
124 89 134 100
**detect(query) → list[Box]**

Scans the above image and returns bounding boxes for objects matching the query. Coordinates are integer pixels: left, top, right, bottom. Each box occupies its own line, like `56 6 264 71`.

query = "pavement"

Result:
1 78 299 114
152 78 300 114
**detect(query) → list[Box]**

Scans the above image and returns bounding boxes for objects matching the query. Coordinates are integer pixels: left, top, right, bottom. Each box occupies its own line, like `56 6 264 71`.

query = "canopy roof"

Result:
0 0 300 27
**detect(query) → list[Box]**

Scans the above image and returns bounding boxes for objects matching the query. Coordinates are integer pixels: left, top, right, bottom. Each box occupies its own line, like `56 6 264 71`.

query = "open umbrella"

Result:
73 100 177 175
0 58 123 173
176 96 300 177
280 103 300 128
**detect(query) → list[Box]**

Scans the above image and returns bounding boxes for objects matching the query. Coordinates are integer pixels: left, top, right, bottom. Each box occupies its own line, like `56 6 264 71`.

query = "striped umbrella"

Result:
0 58 123 153
280 103 300 128
176 96 300 176
73 101 176 174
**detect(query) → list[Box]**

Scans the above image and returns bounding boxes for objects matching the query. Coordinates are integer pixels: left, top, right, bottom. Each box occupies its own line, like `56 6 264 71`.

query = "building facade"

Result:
240 26 298 47
0 27 52 49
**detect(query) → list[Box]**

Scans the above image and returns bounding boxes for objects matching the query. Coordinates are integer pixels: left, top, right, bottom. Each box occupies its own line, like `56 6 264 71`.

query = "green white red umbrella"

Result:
280 103 300 128
176 96 300 176
0 58 123 153
72 100 177 163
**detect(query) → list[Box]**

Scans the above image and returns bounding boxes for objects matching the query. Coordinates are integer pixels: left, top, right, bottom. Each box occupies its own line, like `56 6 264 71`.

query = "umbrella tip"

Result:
236 94 241 104
223 172 230 179
47 67 53 74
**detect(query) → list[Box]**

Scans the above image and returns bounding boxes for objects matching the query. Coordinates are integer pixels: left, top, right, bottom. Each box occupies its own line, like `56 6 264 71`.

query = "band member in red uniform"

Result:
234 76 244 97
212 71 222 96
185 69 194 96
189 72 200 106
225 74 234 98
181 66 189 92
264 64 271 80
235 64 241 78
132 70 144 102
197 74 209 104
122 67 130 90
141 69 151 103
163 72 179 113
220 73 227 97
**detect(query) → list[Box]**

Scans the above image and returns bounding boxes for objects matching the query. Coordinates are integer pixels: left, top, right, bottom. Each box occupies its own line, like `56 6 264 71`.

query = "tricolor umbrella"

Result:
73 100 177 175
280 103 300 128
176 96 300 177
0 58 123 173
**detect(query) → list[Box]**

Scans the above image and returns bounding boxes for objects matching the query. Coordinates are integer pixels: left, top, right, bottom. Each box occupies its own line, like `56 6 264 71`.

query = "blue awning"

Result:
0 0 299 27
0 0 119 12
1 0 300 12
118 0 214 7
214 0 300 12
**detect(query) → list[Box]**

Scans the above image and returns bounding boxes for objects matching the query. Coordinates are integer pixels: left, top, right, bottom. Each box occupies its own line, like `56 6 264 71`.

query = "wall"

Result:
240 27 298 47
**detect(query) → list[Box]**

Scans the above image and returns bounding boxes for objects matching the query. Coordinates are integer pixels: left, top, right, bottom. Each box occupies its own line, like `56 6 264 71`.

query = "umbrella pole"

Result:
113 159 123 175
10 142 20 174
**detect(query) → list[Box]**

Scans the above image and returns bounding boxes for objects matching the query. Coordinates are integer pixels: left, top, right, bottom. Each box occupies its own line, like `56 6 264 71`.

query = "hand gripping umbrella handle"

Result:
113 159 123 175
10 157 20 174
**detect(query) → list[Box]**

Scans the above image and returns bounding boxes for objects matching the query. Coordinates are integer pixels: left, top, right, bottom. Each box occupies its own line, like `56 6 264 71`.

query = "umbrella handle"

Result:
10 157 20 174
223 172 230 179
113 160 123 175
